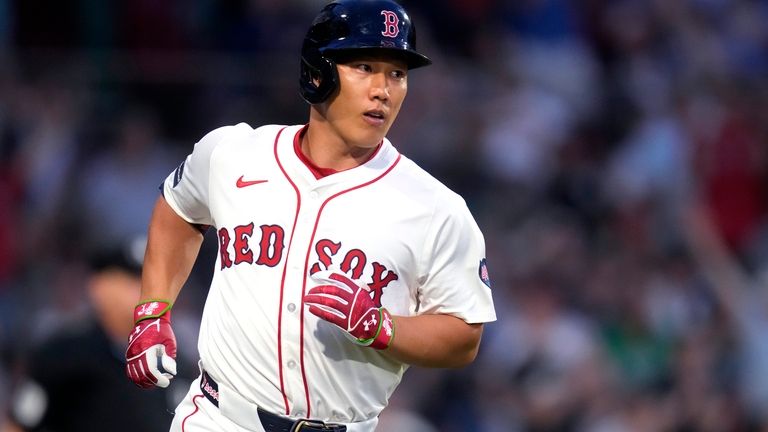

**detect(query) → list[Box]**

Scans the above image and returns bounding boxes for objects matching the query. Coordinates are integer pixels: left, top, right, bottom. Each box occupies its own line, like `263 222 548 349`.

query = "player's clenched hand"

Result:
125 300 177 388
304 271 394 349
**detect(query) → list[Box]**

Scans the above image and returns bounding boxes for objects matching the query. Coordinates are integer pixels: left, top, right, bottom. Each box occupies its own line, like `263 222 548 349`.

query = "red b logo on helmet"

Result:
381 10 399 38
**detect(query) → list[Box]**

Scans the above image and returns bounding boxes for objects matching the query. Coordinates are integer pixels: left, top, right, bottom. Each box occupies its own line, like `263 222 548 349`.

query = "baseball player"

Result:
125 1 496 431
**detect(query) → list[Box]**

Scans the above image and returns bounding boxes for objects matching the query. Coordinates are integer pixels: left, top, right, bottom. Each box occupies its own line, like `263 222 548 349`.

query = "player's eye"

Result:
391 69 407 80
355 63 373 72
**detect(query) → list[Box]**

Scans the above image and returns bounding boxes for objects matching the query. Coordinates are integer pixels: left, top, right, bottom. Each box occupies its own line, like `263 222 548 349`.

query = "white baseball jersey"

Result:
162 123 496 428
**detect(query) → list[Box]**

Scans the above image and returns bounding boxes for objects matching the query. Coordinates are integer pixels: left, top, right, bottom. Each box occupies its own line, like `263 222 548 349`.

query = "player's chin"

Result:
349 129 386 148
360 120 392 141
355 135 386 150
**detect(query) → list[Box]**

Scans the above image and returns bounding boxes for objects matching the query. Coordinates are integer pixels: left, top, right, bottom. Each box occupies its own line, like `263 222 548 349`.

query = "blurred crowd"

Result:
0 0 767 431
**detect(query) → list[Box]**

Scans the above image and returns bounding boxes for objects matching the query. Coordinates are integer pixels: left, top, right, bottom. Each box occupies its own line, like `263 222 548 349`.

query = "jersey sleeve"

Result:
162 123 252 225
416 194 496 324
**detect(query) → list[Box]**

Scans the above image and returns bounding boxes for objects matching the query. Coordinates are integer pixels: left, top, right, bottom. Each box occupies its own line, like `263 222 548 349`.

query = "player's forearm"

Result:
385 314 483 368
140 196 204 303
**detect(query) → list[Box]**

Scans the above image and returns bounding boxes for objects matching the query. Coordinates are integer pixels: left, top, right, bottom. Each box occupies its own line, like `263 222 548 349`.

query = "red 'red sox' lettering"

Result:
256 224 284 267
218 228 398 306
219 224 285 269
234 223 255 265
218 227 233 269
310 239 341 274
341 249 366 279
369 262 398 305
309 238 399 307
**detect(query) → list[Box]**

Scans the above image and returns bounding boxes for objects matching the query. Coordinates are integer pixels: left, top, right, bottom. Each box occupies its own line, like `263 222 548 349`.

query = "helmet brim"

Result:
322 46 432 70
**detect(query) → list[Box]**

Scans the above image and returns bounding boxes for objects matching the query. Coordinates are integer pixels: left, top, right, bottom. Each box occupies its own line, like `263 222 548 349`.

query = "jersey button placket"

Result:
280 186 322 418
279 263 303 408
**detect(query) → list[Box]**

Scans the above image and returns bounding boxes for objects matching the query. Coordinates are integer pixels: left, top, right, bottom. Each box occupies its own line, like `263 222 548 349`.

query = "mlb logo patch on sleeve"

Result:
173 161 185 187
479 258 491 288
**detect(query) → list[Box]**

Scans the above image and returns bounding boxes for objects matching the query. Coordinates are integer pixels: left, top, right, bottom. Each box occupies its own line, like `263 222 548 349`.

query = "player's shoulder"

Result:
393 155 483 236
197 122 253 143
394 154 468 209
196 122 277 146
192 123 288 155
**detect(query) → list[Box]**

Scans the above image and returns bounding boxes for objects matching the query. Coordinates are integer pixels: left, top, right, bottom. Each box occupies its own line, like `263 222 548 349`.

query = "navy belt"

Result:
200 370 347 432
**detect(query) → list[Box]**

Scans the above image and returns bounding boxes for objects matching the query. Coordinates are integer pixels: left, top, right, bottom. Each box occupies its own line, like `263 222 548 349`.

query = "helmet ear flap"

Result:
300 43 339 104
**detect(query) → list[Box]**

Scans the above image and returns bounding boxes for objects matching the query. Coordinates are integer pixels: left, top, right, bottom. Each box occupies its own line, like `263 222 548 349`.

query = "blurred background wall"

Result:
0 0 767 430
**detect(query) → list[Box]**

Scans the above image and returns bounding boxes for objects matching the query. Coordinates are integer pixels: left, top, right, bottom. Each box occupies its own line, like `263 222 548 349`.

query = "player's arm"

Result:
305 272 487 368
141 195 205 303
125 195 204 389
305 196 495 369
386 314 483 368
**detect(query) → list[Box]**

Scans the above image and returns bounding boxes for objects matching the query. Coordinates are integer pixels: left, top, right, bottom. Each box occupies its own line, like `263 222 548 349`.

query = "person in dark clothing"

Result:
5 237 175 431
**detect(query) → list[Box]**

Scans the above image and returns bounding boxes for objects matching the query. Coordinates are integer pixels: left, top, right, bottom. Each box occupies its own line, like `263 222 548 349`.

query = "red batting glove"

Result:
125 300 177 388
304 271 394 350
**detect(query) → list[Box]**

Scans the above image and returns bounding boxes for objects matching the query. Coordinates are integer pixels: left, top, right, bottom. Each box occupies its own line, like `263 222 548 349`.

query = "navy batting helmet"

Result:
299 0 432 105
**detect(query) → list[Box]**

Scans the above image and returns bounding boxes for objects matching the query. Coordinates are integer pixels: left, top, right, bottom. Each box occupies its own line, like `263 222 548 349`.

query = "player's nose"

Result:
369 72 389 101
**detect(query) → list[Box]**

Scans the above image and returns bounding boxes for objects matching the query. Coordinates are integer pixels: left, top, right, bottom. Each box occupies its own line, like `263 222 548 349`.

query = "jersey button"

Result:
295 410 306 418
309 191 319 199
287 303 296 312
287 360 297 369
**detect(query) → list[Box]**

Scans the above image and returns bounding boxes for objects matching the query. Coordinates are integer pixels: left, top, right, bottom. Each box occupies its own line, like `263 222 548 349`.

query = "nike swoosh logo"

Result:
236 175 268 188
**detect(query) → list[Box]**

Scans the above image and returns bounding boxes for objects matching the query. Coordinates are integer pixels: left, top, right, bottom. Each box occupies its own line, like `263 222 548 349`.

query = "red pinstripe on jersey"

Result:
181 394 204 431
272 126 300 415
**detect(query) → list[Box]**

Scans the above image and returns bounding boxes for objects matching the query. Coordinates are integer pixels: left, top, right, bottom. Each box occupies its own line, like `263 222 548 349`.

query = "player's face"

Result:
324 55 408 149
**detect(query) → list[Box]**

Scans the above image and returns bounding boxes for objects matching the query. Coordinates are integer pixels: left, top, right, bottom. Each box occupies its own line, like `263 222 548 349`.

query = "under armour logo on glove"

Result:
304 271 395 350
363 313 378 332
125 300 177 388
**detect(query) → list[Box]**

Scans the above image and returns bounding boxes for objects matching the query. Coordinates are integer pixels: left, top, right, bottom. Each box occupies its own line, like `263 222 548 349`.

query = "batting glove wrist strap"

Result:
361 308 394 350
304 271 395 350
133 299 173 323
126 300 177 389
